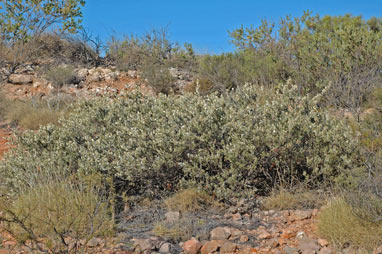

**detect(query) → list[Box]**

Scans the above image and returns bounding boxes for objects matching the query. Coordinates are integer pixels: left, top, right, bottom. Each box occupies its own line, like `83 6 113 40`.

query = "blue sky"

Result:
82 0 382 54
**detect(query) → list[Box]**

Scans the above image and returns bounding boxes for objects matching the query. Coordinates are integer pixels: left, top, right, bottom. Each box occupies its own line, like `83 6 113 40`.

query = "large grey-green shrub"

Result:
0 81 361 200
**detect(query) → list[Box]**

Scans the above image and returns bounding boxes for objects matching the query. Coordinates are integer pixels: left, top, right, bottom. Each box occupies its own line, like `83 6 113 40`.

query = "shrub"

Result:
0 81 361 201
0 181 113 253
44 64 76 88
318 198 382 250
107 28 196 94
229 12 382 111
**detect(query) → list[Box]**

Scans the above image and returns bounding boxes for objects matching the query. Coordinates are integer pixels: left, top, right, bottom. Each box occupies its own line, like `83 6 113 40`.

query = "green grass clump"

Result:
318 198 382 250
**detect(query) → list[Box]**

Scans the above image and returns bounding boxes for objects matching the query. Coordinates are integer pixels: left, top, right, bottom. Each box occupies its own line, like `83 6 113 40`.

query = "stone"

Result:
318 247 334 254
232 213 242 221
8 74 34 84
210 227 231 240
293 210 313 220
257 232 272 240
182 238 202 254
220 241 237 253
133 238 152 252
87 237 100 247
281 230 296 239
165 211 181 222
282 246 299 254
76 68 88 81
375 246 382 254
228 228 243 240
200 240 221 254
298 237 320 253
317 238 329 247
239 235 249 243
128 70 138 78
159 242 174 253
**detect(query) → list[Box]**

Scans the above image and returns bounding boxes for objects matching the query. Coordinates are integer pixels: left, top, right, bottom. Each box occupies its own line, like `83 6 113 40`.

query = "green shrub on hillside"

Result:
0 81 361 200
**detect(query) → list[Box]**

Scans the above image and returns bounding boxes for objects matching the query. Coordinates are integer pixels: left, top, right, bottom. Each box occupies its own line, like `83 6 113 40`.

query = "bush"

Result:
318 198 382 250
0 81 361 201
44 64 76 88
107 28 196 94
229 12 382 111
0 181 113 253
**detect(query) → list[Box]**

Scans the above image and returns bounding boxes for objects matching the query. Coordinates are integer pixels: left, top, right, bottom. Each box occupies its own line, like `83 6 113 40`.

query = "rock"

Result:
220 241 237 253
8 74 34 84
87 72 101 83
228 228 243 240
375 246 382 254
318 247 333 254
133 239 153 252
232 213 242 221
282 246 299 254
182 238 202 254
76 68 88 81
298 237 320 253
159 242 174 253
293 210 313 220
239 235 249 243
165 211 181 223
317 238 329 247
128 70 138 78
257 232 272 240
210 227 231 240
87 237 100 247
200 240 221 254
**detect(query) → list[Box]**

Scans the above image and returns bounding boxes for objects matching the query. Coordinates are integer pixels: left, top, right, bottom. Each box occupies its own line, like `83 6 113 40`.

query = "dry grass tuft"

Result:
318 198 382 250
261 188 327 210
164 188 219 213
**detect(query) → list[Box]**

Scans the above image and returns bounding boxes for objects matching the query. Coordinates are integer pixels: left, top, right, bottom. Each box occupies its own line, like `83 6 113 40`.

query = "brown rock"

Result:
182 238 202 254
200 240 221 254
257 232 272 240
293 210 313 220
232 213 242 221
374 246 382 254
220 241 237 253
317 238 329 247
210 227 231 240
280 230 296 239
228 228 243 240
239 235 249 243
9 74 34 84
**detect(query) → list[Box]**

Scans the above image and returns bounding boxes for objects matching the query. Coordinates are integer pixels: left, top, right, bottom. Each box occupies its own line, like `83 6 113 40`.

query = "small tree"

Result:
0 0 85 79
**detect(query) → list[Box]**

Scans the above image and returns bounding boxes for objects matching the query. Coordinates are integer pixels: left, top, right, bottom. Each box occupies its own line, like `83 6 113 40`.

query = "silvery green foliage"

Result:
0 82 360 200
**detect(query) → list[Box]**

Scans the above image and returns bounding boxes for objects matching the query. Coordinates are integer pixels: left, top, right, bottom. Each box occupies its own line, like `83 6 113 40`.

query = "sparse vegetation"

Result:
318 198 382 250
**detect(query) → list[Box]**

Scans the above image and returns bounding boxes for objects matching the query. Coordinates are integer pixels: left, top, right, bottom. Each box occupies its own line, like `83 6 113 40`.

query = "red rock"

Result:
200 240 222 254
183 238 202 254
280 230 296 239
258 232 272 240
